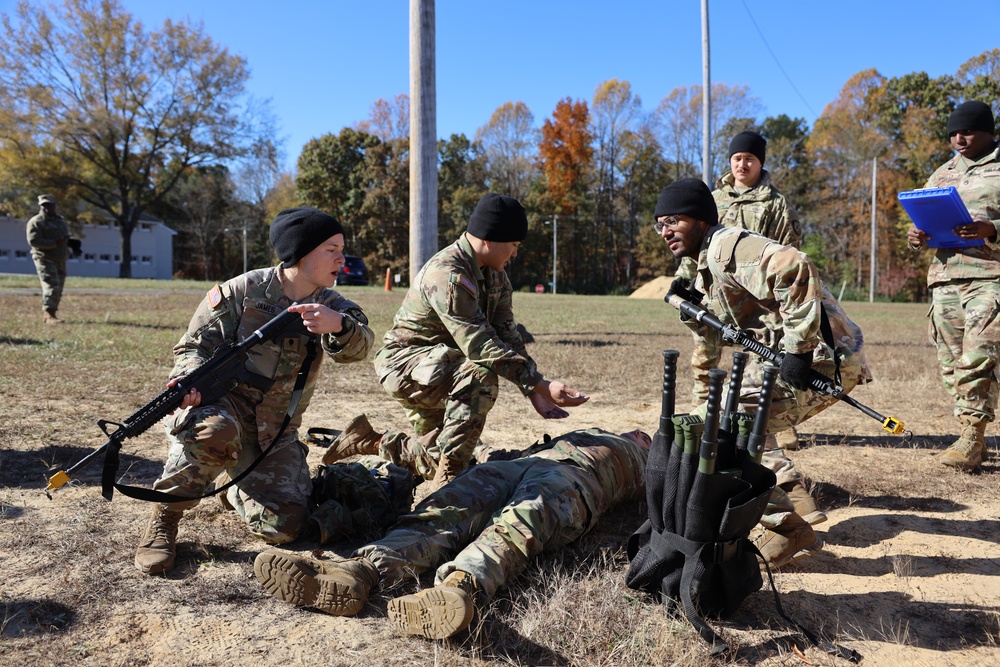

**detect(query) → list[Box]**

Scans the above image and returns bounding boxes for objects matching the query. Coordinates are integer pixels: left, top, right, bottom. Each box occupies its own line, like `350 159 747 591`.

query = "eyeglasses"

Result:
653 216 681 234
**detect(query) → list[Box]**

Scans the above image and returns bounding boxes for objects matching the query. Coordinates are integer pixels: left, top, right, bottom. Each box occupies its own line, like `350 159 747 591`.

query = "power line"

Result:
740 0 819 119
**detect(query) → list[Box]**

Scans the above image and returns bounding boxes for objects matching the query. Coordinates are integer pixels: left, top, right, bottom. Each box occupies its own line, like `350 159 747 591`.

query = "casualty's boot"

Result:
939 419 986 472
754 512 823 569
214 471 234 511
387 570 477 640
135 505 183 574
780 481 827 525
774 427 800 451
43 308 61 324
321 414 383 465
425 456 466 493
253 551 379 616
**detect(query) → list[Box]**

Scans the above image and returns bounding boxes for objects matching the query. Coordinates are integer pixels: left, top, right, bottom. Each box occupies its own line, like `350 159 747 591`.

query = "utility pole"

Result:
409 0 438 281
870 157 877 303
550 215 558 294
701 0 712 186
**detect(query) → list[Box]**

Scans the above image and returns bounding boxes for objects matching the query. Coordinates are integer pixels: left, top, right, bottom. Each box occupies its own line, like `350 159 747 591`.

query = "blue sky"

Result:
9 1 999 170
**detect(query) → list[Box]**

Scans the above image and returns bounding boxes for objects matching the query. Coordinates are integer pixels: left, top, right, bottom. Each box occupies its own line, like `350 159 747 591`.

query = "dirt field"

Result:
1 278 998 666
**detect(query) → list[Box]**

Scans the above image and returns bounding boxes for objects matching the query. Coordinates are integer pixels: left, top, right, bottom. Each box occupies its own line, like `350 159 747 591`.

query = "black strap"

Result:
750 542 862 663
819 305 843 388
114 338 319 504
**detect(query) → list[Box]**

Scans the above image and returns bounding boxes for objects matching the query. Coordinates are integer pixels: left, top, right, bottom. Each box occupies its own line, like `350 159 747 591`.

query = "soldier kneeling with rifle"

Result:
653 179 873 568
134 207 374 575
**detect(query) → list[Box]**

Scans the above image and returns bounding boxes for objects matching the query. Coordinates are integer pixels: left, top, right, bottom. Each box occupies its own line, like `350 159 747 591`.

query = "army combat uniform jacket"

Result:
920 142 1000 421
688 226 871 427
153 266 373 543
355 429 648 600
375 234 541 393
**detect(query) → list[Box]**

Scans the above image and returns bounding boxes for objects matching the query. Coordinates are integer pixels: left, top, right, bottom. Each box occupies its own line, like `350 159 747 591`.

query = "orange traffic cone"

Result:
384 268 392 291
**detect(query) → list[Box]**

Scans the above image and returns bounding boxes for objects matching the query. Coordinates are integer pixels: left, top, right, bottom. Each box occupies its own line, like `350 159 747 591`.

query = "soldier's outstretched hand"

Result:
530 380 589 419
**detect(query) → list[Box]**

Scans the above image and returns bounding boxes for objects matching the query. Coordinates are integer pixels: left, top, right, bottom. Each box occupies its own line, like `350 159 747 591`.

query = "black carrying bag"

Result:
626 430 775 652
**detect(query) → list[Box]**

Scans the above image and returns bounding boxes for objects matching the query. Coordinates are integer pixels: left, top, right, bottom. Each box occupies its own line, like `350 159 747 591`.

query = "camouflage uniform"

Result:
921 143 1000 423
152 266 373 543
374 234 541 479
677 169 802 403
687 226 871 528
354 429 647 600
25 205 70 312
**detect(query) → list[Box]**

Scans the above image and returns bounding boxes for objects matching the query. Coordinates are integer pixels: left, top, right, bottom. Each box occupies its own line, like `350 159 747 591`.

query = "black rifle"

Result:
46 307 306 499
665 293 909 438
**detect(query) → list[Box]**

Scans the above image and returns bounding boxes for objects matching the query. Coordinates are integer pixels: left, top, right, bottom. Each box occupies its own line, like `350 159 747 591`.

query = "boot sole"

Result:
253 551 366 616
387 586 473 640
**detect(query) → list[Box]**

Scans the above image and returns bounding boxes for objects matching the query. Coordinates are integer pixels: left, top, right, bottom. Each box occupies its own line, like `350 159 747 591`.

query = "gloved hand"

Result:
666 277 704 321
779 351 814 391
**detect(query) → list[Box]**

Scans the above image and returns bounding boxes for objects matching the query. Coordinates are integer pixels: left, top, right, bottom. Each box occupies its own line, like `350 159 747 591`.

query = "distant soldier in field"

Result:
327 193 588 492
907 100 1000 472
134 207 374 575
655 178 873 568
25 194 70 323
676 131 804 450
254 428 649 640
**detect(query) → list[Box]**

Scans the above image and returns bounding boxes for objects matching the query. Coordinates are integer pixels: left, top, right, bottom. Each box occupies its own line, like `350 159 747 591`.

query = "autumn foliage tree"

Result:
0 0 265 277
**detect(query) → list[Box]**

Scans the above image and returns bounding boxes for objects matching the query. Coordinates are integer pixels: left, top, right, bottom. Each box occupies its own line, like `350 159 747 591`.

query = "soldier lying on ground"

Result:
135 206 374 575
654 178 873 568
253 428 650 640
353 192 588 493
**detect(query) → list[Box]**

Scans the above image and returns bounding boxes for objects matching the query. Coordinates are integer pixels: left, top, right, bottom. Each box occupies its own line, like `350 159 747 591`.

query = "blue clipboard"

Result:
897 186 982 249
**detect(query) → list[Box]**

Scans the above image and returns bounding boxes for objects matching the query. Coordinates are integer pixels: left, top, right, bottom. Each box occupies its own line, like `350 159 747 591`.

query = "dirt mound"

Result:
629 275 673 299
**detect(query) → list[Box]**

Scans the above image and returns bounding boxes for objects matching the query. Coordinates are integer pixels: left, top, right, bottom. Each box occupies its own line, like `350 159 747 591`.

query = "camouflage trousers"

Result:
355 456 603 601
153 396 312 544
689 328 724 404
929 280 1000 423
31 252 66 311
376 345 500 480
693 353 868 528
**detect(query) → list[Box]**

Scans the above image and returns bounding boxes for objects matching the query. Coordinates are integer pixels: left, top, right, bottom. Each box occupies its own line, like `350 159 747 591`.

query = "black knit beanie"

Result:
269 206 345 267
467 193 528 242
728 130 767 164
654 178 718 224
947 101 995 136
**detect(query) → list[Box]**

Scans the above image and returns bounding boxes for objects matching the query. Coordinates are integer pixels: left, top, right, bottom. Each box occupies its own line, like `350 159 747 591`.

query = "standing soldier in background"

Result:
325 193 588 492
26 194 70 324
907 100 1000 472
675 132 804 450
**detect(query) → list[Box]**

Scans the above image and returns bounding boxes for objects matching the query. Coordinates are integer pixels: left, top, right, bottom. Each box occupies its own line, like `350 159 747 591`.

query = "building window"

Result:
15 249 29 259
114 254 120 262
140 223 152 231
84 253 95 262
99 253 111 262
0 248 8 259
141 255 152 264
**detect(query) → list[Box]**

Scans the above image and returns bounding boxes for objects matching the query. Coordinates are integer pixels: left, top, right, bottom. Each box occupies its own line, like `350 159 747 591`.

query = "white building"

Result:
0 213 177 279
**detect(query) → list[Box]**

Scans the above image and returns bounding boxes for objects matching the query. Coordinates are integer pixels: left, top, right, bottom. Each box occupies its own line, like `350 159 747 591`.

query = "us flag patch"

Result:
457 274 477 296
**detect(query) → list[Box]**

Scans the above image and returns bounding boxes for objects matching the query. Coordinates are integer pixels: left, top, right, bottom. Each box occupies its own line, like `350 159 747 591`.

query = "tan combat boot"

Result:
254 551 379 616
780 481 827 525
387 570 477 639
43 308 61 324
754 512 823 569
425 456 466 493
135 505 183 574
774 427 800 451
321 414 383 465
940 419 986 472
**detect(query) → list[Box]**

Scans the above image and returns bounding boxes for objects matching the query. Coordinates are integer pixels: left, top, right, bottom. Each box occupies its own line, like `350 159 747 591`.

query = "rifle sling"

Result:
108 337 319 504
818 304 842 388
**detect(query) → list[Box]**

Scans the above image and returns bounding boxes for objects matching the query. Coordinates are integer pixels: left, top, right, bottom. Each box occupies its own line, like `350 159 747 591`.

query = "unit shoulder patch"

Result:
207 285 223 309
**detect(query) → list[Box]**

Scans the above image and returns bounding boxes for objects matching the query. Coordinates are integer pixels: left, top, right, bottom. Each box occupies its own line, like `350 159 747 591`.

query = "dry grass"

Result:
2 277 999 666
